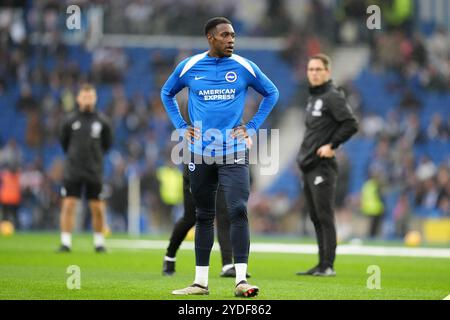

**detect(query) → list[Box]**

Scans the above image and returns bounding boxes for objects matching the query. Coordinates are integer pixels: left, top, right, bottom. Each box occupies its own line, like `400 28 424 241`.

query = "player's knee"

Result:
317 215 334 228
63 198 77 212
89 201 104 216
183 215 196 226
195 209 215 225
228 201 248 225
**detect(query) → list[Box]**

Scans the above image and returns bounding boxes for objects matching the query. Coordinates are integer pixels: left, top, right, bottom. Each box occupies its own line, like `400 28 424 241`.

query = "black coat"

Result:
60 110 113 182
297 80 358 173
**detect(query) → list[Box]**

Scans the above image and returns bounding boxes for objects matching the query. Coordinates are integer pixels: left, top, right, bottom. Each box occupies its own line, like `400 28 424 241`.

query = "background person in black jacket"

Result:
57 84 113 253
296 54 358 276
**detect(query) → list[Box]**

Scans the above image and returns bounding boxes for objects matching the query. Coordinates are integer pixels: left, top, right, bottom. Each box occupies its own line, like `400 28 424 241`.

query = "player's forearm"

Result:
245 89 279 132
160 92 188 130
330 118 358 149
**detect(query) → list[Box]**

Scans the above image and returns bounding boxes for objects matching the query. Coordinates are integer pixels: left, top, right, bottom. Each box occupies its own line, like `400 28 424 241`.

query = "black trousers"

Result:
368 214 384 238
165 165 233 266
189 152 250 266
302 159 338 269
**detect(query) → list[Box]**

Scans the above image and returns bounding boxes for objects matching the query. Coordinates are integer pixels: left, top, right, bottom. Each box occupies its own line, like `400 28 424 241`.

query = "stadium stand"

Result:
0 1 448 242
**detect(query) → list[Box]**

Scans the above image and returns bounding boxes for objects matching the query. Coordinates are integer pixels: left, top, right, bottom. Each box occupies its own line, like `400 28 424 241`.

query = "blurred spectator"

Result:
416 177 439 210
26 111 44 147
436 165 450 216
392 191 411 238
360 169 385 239
155 159 183 228
20 162 45 229
399 89 421 112
427 26 450 68
381 0 414 33
124 0 153 34
427 113 449 141
369 137 392 181
151 50 175 89
400 113 425 145
335 0 368 44
0 164 22 229
414 156 444 214
17 85 39 113
91 47 128 84
0 139 22 166
361 112 384 138
383 110 402 142
106 160 128 232
415 155 437 182
260 0 293 36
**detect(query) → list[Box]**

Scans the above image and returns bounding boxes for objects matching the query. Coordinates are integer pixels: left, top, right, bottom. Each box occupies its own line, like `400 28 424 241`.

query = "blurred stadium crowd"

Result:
0 0 448 241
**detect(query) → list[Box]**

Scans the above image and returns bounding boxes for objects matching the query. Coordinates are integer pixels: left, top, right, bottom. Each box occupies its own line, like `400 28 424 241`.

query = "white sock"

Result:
222 264 234 272
164 256 176 262
94 233 105 247
61 232 72 247
194 266 209 287
235 263 248 285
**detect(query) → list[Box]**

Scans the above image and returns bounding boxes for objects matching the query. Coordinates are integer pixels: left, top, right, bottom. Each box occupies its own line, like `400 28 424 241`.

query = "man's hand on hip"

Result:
184 126 201 145
231 125 249 142
316 144 335 158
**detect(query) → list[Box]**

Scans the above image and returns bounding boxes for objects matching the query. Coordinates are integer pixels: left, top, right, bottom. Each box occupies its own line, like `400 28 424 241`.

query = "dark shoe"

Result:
296 265 320 276
220 266 251 278
95 246 107 253
313 267 336 277
56 245 71 253
163 260 175 276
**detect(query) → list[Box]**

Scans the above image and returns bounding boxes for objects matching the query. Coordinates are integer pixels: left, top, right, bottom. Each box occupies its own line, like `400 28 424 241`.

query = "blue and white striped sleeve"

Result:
160 59 189 130
245 60 279 132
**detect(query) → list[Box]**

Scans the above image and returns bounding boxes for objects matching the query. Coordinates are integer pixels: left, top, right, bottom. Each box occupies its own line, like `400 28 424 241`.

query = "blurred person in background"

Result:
106 159 128 232
57 84 113 253
0 163 22 229
360 169 385 239
156 158 183 228
296 54 358 277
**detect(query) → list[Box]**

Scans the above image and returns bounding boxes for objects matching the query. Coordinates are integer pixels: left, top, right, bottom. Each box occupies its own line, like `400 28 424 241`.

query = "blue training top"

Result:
161 51 279 156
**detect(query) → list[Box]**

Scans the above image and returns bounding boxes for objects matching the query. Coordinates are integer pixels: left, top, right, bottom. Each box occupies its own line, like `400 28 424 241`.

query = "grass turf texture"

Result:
0 233 449 300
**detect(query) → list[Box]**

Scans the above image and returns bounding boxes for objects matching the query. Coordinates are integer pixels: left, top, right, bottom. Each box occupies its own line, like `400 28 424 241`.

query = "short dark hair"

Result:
204 17 232 36
309 53 332 70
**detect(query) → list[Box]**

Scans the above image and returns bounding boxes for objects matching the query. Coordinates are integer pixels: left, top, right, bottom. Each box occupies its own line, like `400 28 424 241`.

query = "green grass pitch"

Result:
0 233 449 300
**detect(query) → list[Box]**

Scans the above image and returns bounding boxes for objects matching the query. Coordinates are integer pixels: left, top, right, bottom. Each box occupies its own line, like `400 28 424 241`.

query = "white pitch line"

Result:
106 239 450 259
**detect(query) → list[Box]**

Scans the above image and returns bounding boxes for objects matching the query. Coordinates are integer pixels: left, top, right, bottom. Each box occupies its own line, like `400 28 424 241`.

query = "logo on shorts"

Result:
314 176 324 185
225 71 237 83
188 162 195 172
